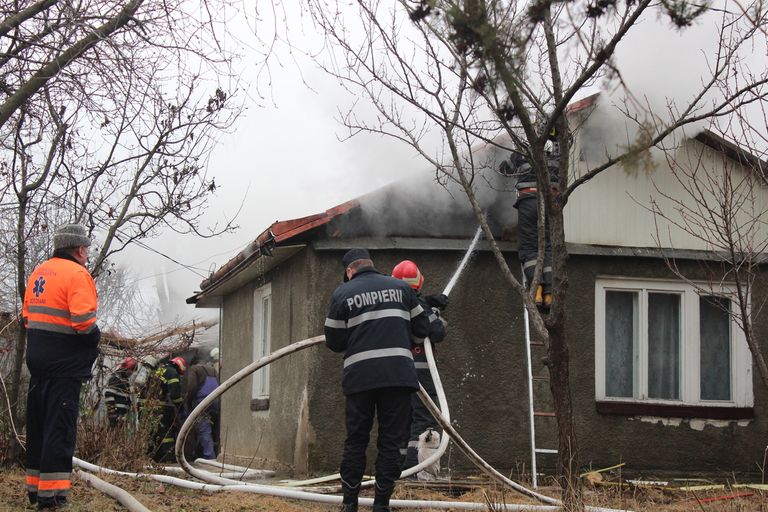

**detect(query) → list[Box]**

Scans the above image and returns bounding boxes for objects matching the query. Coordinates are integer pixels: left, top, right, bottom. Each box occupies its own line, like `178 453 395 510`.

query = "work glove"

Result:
424 293 449 311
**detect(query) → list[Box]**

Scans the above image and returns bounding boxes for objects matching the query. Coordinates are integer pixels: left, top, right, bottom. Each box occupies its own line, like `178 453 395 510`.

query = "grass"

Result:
1 467 766 511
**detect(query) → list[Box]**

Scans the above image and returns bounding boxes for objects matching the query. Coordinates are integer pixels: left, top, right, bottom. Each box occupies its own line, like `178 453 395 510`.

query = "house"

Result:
187 98 768 477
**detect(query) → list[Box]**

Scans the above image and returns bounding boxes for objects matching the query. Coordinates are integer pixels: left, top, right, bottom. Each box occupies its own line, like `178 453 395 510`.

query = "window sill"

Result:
596 400 753 420
250 397 270 411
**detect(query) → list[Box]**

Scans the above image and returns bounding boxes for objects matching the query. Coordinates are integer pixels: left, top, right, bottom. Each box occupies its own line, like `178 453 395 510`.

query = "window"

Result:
595 278 752 411
252 283 272 410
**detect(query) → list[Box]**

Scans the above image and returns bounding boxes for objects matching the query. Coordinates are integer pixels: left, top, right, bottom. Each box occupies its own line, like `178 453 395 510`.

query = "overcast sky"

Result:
114 1 761 324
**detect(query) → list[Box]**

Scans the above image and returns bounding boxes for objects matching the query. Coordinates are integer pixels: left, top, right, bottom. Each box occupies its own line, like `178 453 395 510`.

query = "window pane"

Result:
700 296 731 400
648 293 680 399
605 291 638 398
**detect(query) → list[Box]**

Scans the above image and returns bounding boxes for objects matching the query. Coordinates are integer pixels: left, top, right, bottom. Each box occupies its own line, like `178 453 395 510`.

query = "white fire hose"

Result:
164 227 627 512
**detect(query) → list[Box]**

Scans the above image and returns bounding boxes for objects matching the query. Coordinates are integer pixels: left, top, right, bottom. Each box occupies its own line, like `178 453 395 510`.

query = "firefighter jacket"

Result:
513 154 560 207
22 252 100 378
105 369 132 419
156 363 183 410
324 267 431 395
410 296 447 373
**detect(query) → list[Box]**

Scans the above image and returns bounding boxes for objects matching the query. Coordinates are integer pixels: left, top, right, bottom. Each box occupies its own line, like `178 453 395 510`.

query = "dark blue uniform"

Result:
402 297 446 470
325 266 430 510
512 154 559 296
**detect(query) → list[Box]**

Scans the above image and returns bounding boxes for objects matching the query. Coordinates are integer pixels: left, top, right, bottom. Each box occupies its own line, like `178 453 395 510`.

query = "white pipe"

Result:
194 458 275 477
75 468 153 512
75 456 560 510
442 225 483 297
167 229 629 512
161 466 271 481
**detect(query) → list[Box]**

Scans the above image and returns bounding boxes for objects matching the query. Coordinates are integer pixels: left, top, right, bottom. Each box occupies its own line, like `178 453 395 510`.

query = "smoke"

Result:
334 143 519 239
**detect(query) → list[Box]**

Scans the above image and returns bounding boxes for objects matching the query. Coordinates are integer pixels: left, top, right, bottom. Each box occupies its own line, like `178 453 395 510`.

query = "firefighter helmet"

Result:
170 356 187 375
392 260 424 291
210 347 220 361
119 357 137 371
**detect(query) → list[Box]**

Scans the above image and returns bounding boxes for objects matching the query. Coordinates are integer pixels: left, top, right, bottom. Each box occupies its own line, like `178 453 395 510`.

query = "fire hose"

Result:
167 226 626 512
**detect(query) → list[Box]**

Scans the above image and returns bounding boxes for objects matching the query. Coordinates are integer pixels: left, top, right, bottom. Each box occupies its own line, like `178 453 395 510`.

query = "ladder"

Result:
522 289 558 488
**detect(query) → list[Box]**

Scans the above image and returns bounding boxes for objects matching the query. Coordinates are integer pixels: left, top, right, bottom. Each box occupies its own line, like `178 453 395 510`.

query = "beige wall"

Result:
219 248 322 473
565 136 768 249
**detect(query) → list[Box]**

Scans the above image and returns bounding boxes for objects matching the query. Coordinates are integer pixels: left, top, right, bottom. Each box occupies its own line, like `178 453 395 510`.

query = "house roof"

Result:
188 94 767 306
187 199 359 305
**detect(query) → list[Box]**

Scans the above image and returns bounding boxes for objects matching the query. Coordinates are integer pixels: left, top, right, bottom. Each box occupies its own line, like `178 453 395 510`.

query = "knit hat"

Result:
341 248 371 282
53 223 91 250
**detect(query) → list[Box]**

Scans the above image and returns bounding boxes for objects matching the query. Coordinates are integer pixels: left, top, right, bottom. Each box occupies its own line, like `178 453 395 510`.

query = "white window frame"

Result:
595 277 753 408
252 283 272 400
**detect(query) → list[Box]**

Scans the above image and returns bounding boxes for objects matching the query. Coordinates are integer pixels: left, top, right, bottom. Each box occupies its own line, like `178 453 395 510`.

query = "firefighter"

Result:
104 357 137 428
22 223 100 511
391 260 448 474
184 351 220 460
500 151 560 310
325 248 431 512
149 356 186 462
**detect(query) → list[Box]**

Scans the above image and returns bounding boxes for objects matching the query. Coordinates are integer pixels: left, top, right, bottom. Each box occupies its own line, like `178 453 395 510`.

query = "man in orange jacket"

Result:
22 223 100 511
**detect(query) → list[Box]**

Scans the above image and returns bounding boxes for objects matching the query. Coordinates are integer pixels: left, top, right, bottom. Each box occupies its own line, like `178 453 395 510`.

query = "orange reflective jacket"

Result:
23 257 98 335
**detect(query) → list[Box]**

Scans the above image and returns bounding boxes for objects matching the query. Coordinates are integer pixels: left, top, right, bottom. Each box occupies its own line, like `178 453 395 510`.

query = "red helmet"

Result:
392 260 424 291
119 357 137 371
170 356 187 375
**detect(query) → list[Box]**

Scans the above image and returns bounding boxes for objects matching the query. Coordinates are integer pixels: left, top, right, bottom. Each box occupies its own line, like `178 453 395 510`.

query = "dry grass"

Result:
1 467 766 511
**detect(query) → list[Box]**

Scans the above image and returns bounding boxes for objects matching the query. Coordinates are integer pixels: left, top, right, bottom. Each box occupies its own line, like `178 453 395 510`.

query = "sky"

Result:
114 1 763 325
116 4 436 322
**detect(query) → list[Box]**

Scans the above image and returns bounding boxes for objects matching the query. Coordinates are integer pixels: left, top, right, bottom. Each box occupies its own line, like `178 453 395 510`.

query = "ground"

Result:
0 467 765 511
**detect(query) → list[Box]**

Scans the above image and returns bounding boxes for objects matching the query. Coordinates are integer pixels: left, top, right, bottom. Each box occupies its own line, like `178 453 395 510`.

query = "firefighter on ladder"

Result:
22 223 100 511
391 260 448 475
500 147 560 311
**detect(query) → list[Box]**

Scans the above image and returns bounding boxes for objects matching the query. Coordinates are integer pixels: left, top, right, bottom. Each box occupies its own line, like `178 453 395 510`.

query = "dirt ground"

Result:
1 467 766 511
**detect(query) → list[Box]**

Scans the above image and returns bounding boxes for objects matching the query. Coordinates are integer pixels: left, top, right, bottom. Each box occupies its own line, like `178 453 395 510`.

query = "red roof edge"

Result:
565 93 599 114
197 199 359 291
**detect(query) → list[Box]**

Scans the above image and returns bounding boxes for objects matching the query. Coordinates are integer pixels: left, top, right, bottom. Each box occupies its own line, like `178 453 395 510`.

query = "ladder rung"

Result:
535 448 558 454
529 341 545 347
532 375 549 381
533 411 556 417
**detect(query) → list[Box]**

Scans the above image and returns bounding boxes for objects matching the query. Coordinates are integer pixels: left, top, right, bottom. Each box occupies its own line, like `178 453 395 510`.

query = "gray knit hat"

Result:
53 223 91 250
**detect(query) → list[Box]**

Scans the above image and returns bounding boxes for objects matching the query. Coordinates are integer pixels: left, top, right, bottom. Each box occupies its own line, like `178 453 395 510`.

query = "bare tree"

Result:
305 0 768 508
648 121 768 391
0 0 245 439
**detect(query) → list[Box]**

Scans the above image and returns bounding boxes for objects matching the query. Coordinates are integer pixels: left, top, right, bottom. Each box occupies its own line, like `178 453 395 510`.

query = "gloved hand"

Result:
424 293 449 311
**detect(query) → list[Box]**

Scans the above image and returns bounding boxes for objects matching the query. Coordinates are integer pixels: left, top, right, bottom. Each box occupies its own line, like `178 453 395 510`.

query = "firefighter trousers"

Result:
25 376 82 508
516 195 553 293
340 387 413 507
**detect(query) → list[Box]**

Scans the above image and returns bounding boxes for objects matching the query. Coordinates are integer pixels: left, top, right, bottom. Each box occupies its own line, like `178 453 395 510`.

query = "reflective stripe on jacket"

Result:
23 254 100 378
324 267 431 395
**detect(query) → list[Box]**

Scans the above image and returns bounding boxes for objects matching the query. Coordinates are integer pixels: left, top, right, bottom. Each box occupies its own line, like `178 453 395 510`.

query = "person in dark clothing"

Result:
325 248 431 512
105 357 137 427
184 352 220 460
22 223 100 511
500 151 560 309
149 357 186 463
391 260 448 474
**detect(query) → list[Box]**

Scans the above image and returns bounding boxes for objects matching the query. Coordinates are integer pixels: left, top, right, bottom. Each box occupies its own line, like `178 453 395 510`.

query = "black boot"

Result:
339 502 358 512
372 506 392 512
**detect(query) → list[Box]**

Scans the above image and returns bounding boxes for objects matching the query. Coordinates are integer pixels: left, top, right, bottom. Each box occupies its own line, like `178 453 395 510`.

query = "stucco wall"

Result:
220 243 768 477
304 247 534 476
569 255 768 474
219 248 321 473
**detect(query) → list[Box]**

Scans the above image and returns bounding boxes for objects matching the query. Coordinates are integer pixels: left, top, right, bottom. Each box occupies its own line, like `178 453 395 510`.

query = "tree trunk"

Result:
9 194 28 429
546 186 582 509
547 323 582 510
